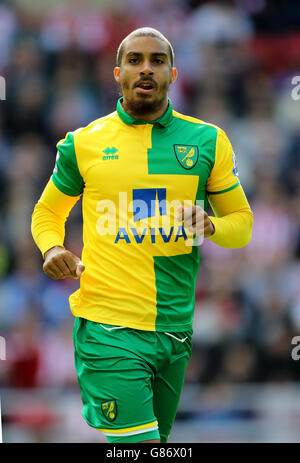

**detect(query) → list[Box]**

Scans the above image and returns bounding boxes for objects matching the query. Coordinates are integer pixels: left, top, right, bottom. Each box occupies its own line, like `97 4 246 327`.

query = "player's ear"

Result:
114 67 120 83
170 67 178 85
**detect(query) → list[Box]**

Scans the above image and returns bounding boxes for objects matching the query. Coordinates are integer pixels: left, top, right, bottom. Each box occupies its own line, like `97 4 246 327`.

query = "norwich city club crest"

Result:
101 400 117 422
174 145 199 170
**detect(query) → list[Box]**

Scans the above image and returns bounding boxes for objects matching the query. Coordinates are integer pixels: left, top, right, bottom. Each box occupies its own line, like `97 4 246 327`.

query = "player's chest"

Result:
81 125 212 198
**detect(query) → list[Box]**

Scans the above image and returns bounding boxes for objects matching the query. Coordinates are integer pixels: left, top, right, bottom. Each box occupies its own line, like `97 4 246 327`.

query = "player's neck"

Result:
121 97 169 122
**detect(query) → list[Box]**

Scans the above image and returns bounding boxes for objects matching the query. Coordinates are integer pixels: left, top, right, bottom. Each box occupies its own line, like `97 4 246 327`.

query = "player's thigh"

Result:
153 334 192 443
73 317 160 442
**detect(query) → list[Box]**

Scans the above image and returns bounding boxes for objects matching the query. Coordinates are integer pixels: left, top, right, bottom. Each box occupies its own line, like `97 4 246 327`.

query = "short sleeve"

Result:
52 132 84 197
206 129 240 195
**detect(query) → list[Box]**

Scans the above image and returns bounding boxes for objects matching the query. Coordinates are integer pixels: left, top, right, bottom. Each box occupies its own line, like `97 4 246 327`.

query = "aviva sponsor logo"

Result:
132 188 166 221
96 189 195 245
102 146 118 160
114 188 187 244
114 226 187 244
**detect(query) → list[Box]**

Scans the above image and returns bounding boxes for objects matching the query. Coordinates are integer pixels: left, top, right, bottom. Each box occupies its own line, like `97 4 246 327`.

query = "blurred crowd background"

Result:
1 0 300 442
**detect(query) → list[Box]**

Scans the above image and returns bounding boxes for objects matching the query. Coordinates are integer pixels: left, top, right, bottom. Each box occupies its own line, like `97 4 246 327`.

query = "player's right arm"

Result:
31 132 85 280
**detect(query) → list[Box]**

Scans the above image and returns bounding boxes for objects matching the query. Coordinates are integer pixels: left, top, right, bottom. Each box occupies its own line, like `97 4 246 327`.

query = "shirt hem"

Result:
71 310 193 333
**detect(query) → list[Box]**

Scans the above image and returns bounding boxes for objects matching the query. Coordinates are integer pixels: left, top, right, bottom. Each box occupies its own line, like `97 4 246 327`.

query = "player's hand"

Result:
43 246 85 280
177 205 215 237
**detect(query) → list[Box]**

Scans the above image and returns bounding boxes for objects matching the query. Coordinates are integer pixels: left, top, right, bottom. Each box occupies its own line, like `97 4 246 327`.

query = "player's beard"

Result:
121 80 169 118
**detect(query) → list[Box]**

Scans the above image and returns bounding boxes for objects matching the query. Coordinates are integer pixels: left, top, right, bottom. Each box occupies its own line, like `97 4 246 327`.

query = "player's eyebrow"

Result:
151 52 168 60
126 51 168 60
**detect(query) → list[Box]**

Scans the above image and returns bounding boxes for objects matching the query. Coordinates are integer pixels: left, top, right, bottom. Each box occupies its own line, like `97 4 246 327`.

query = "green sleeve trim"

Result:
206 181 240 195
52 132 84 197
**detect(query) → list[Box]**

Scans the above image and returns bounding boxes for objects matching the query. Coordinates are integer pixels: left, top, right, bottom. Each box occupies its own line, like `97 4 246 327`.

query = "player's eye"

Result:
128 58 138 63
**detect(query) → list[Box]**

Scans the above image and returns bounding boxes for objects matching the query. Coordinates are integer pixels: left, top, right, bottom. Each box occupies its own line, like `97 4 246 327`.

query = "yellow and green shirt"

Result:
31 98 253 332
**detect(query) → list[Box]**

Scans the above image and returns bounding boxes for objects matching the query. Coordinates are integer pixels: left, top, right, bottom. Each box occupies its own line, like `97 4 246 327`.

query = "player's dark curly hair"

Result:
116 27 174 67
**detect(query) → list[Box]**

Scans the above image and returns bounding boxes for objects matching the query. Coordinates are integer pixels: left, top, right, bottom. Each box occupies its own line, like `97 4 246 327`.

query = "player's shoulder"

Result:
172 110 228 140
69 111 119 139
172 109 218 128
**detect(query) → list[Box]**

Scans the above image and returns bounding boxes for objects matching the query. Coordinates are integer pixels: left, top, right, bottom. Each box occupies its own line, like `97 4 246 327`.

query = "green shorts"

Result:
73 317 192 443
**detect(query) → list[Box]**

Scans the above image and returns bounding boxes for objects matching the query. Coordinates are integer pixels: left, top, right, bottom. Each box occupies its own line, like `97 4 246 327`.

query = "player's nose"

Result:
140 60 154 75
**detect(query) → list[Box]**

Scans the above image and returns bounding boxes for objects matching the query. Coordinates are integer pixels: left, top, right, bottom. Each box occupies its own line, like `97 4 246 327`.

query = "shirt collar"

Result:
116 97 173 127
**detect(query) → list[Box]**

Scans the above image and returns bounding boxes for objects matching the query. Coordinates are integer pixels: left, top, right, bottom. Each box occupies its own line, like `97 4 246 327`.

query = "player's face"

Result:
114 36 177 117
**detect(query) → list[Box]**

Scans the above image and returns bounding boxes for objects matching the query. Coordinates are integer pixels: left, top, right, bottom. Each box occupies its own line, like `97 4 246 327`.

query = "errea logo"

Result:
102 147 119 160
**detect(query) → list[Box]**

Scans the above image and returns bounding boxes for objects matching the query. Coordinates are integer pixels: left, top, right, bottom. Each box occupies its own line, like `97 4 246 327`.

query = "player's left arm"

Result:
178 128 253 248
206 128 252 248
207 184 253 248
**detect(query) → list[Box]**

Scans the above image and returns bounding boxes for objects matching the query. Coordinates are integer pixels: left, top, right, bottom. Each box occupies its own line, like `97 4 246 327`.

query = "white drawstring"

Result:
164 332 188 343
100 324 126 332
